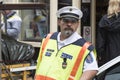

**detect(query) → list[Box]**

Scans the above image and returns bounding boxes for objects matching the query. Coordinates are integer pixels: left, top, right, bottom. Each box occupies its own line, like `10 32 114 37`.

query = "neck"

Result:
60 34 69 41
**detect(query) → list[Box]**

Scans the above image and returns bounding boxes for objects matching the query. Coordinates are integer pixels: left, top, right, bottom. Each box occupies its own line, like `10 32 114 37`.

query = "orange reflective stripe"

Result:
35 75 55 80
40 33 53 60
68 42 91 80
42 33 53 53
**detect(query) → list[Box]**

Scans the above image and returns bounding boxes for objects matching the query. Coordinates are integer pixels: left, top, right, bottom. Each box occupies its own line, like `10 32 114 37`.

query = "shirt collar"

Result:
57 32 82 46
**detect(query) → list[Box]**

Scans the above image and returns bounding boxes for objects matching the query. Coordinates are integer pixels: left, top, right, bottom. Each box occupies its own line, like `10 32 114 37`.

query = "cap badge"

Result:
69 8 73 11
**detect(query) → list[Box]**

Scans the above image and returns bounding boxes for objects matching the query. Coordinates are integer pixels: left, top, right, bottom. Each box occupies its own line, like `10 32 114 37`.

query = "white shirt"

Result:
57 32 98 71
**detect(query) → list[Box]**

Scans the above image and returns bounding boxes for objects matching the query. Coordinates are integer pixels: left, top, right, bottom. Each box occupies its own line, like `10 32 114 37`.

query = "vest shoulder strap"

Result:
39 32 53 60
68 42 91 80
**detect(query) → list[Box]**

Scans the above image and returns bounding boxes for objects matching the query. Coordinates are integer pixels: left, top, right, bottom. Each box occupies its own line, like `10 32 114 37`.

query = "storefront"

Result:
0 0 108 46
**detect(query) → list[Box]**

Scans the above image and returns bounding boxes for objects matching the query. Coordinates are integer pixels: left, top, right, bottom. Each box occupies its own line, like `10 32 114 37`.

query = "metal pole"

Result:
0 2 3 79
0 9 2 80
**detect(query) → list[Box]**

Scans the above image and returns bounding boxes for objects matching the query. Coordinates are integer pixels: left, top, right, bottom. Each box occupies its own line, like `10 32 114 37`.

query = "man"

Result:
1 10 22 40
35 6 98 80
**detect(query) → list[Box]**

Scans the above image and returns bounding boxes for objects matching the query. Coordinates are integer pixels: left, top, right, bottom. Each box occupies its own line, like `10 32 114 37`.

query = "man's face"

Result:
59 17 79 38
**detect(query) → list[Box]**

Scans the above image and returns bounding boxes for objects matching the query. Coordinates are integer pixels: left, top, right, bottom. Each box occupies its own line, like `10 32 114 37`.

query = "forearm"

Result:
80 70 98 80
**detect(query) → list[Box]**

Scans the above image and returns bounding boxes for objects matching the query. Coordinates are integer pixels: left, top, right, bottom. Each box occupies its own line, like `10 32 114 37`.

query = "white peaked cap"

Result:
57 6 83 19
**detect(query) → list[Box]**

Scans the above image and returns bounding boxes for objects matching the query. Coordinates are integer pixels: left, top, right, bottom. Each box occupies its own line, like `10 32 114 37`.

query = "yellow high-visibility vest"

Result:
35 32 93 80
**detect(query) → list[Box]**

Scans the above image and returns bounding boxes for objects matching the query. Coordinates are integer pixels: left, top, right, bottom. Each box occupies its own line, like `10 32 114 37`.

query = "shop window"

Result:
22 1 50 41
21 8 49 41
0 1 50 42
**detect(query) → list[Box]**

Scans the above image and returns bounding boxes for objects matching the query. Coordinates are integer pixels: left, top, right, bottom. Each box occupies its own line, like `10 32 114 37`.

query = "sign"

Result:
83 26 91 42
82 0 90 3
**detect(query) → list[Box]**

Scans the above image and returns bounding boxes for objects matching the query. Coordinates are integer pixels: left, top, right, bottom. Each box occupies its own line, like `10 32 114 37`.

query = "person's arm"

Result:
80 51 98 80
80 70 98 80
96 27 107 66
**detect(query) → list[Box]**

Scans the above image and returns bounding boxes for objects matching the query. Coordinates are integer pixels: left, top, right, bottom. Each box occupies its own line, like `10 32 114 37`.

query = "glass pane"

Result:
21 9 49 41
21 1 50 41
0 1 50 42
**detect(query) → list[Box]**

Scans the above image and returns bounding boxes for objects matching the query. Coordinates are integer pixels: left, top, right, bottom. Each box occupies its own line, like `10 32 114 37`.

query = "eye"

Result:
62 19 69 23
62 18 78 23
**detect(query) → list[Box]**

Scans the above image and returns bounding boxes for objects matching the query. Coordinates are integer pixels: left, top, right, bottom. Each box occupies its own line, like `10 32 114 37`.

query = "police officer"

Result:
35 6 98 80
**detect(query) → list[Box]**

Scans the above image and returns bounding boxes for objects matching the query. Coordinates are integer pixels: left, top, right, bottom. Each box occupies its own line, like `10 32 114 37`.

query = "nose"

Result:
66 22 72 26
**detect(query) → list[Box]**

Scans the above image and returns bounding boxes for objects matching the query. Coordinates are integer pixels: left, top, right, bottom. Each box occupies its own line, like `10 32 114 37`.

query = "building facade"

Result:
1 0 108 46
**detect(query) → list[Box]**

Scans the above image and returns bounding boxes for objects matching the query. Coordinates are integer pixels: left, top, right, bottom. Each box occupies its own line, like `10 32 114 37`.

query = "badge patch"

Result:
47 49 54 52
86 54 93 63
45 52 51 56
62 62 67 69
61 53 73 60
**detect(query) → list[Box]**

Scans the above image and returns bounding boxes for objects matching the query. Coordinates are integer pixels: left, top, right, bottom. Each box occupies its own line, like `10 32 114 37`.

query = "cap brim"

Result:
61 15 79 20
61 17 79 23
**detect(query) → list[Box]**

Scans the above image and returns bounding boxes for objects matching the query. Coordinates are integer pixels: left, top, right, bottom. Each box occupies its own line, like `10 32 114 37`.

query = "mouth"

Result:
64 28 73 37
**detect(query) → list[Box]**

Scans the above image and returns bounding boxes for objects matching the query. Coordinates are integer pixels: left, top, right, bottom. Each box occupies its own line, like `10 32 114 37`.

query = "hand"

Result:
80 70 98 80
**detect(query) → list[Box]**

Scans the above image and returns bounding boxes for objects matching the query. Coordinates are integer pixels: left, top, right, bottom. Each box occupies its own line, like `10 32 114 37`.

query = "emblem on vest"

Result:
45 52 51 56
61 53 73 60
45 49 55 57
61 53 73 69
86 54 93 63
62 58 67 69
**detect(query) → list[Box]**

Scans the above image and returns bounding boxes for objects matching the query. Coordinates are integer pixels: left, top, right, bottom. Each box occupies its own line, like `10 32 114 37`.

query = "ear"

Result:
57 18 61 26
78 20 80 25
